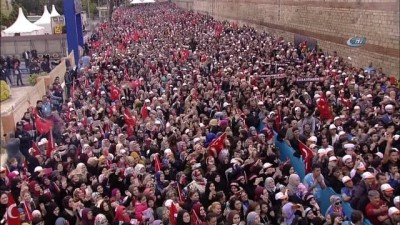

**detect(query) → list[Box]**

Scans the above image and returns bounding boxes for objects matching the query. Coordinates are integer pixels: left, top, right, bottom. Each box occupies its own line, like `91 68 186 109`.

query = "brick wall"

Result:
174 0 400 77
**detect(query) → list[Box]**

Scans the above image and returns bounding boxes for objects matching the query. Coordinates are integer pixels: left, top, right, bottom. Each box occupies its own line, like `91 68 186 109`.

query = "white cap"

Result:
155 120 161 125
318 148 326 154
314 94 321 99
193 137 201 144
394 196 400 204
325 146 334 153
308 136 317 143
120 149 127 154
258 101 264 105
342 176 352 183
357 162 366 170
354 106 360 110
385 104 394 110
366 94 373 98
329 124 336 130
342 155 352 163
326 91 332 96
329 156 338 162
263 163 273 169
295 107 301 112
338 131 346 136
344 143 355 150
101 91 106 94
164 199 173 207
223 102 230 108
34 166 43 173
362 172 374 179
275 192 288 200
381 183 395 192
334 116 340 121
375 152 384 159
145 99 151 103
388 207 400 216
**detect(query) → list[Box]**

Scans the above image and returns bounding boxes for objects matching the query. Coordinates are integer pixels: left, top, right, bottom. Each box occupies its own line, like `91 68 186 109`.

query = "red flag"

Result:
6 193 21 225
169 203 178 225
275 110 282 132
317 95 333 121
154 154 161 172
141 105 149 120
181 50 189 62
46 131 55 158
208 132 227 158
110 85 121 101
214 24 223 37
35 116 53 134
299 141 314 173
124 109 135 137
53 181 60 193
31 141 41 157
23 201 32 222
177 184 184 203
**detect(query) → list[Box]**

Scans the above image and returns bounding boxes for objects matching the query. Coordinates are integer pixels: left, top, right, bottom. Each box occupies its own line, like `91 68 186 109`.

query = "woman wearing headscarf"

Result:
81 208 95 225
191 202 206 225
94 214 109 225
324 195 346 219
281 202 307 225
55 218 68 225
155 171 167 194
98 200 114 223
176 209 191 225
247 211 261 225
59 196 78 225
200 181 218 210
44 202 60 225
113 205 130 224
286 174 307 204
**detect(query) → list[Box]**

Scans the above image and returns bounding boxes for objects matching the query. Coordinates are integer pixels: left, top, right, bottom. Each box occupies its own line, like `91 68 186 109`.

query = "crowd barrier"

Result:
275 137 372 225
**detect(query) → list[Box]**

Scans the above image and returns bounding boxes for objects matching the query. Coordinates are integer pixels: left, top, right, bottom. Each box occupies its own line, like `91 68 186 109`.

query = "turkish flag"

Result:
6 193 21 225
169 203 178 225
141 105 149 120
299 141 314 173
154 154 162 172
35 116 53 134
31 141 41 157
46 131 55 158
214 24 223 37
110 85 121 101
208 132 227 158
124 109 135 137
317 95 333 121
181 50 189 62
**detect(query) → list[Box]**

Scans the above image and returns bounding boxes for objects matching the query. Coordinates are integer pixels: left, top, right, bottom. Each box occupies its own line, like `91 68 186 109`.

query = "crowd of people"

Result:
0 50 52 87
1 2 400 225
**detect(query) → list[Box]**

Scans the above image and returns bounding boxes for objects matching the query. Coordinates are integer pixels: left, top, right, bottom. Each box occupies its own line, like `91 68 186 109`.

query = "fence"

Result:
275 136 372 225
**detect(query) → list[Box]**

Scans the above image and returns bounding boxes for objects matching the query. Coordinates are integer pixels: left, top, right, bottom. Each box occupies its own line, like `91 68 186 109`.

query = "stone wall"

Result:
174 0 400 77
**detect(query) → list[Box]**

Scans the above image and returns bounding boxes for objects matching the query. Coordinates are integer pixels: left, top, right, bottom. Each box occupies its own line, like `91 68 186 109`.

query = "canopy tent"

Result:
130 0 156 4
1 8 44 36
50 4 61 17
34 5 52 34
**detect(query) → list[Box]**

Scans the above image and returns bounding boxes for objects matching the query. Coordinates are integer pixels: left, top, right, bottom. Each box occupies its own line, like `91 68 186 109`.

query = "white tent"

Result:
34 5 52 34
2 8 44 36
130 0 155 4
50 4 61 17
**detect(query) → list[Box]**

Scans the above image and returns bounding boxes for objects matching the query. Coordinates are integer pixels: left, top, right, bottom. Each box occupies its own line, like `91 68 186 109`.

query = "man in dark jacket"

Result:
14 121 33 157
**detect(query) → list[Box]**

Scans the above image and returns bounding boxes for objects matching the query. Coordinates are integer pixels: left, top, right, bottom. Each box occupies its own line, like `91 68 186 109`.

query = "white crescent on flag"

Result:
7 203 17 219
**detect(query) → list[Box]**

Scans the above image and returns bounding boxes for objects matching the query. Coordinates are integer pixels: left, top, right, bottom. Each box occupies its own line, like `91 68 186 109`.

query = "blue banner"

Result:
274 136 372 225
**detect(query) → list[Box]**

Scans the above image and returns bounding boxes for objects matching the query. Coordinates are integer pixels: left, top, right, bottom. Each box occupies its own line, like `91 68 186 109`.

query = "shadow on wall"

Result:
274 136 372 225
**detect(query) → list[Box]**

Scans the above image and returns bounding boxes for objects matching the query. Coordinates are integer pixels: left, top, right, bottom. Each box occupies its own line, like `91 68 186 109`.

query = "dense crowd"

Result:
1 2 400 225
